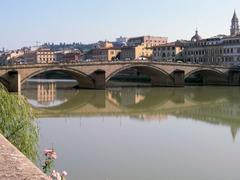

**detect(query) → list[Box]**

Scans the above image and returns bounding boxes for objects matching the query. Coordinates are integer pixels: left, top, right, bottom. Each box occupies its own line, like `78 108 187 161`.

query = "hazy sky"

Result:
0 0 240 49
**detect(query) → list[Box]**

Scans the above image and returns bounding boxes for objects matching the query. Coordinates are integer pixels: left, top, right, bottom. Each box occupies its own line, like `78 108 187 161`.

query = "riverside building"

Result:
127 36 168 48
152 41 185 62
153 11 240 66
120 36 168 60
24 48 56 64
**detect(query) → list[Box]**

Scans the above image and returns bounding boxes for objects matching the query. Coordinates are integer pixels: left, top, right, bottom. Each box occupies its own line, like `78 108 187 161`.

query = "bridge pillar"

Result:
92 91 106 108
8 71 21 93
228 70 240 86
92 70 106 89
173 70 185 87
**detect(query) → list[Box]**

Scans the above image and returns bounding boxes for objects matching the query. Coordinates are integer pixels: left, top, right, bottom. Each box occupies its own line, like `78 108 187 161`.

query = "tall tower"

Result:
230 10 240 36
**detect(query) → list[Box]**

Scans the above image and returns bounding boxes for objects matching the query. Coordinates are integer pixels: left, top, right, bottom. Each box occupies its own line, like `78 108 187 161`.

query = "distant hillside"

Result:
42 42 97 52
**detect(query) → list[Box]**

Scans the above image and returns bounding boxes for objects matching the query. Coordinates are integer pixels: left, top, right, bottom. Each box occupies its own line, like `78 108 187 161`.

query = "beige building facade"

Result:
127 36 168 47
120 44 153 60
152 41 184 61
36 48 56 64
24 48 56 64
90 48 121 61
120 35 168 60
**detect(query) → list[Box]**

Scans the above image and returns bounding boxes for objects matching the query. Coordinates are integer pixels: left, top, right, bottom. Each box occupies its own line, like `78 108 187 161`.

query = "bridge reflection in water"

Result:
22 81 240 141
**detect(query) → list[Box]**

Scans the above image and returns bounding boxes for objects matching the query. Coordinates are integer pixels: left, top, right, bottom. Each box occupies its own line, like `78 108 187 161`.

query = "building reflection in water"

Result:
22 80 78 108
37 82 57 106
107 88 147 107
106 88 240 141
25 84 240 141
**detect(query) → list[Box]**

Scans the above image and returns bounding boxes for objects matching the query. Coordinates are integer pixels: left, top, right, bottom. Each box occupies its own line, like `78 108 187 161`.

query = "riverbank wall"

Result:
0 134 49 180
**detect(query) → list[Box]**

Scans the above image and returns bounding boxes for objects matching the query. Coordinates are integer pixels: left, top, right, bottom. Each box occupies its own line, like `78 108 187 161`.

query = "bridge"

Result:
0 60 240 92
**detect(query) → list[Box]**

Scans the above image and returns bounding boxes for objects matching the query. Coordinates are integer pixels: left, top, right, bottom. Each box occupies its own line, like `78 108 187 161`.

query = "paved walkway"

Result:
0 134 49 180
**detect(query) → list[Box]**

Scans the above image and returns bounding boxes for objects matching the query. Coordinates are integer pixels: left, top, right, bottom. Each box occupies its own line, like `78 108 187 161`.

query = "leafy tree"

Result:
0 84 39 162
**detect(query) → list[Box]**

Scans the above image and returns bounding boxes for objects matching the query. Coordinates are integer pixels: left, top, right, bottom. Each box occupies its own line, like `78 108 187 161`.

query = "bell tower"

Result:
230 10 240 36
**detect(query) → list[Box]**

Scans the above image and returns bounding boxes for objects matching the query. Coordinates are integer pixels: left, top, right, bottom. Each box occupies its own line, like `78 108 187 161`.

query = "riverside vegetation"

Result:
0 84 67 179
0 84 38 162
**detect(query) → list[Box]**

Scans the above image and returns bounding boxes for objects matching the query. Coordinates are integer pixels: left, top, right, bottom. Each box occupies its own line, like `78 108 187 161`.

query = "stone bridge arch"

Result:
185 68 228 85
105 64 175 86
20 67 96 89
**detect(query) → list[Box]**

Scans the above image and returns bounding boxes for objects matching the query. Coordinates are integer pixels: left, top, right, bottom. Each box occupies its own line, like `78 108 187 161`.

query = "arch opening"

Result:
106 65 174 87
185 69 228 86
21 69 95 108
22 69 95 89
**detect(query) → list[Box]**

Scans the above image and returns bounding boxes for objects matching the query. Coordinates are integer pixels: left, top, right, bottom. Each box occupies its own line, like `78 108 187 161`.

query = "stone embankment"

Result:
0 134 49 180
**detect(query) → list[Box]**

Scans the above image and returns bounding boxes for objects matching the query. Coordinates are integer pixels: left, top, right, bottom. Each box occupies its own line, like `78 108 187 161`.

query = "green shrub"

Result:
0 84 39 162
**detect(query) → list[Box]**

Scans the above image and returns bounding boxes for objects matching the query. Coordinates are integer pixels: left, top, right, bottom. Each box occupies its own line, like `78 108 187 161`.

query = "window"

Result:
237 48 240 53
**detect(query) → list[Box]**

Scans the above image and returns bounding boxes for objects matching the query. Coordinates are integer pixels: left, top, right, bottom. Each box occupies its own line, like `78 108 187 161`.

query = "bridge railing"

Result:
0 59 234 69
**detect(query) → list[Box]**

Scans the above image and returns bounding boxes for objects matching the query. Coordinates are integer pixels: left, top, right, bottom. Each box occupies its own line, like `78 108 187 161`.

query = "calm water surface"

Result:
22 80 240 180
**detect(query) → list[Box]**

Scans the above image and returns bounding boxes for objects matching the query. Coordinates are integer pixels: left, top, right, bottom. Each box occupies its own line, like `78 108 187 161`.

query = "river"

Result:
22 80 240 180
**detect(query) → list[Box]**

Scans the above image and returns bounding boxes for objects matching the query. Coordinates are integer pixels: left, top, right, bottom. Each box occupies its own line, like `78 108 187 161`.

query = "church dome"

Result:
191 30 202 42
